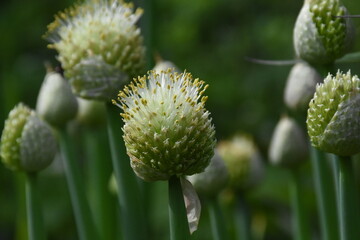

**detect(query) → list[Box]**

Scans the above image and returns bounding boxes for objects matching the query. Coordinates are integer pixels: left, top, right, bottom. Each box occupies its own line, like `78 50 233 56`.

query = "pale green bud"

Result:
269 116 309 167
218 135 264 190
153 60 181 74
108 173 118 195
114 69 216 181
45 0 145 100
188 150 229 197
36 71 78 127
76 98 106 128
294 0 354 64
307 71 360 156
1 103 57 172
284 62 322 111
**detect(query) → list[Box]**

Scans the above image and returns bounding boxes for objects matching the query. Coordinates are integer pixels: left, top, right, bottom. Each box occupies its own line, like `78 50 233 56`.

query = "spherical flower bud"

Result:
307 71 360 156
293 0 355 65
218 135 264 191
1 103 57 172
188 150 229 197
76 98 106 128
36 71 78 127
45 0 145 100
269 116 309 168
284 62 322 111
113 69 216 181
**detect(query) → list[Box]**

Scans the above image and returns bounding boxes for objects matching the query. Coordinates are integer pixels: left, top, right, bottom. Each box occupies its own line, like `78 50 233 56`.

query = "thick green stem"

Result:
106 103 146 240
235 193 251 240
168 176 190 240
142 0 155 69
207 197 229 240
85 129 117 240
25 172 45 240
289 170 311 240
15 174 28 240
337 156 360 240
310 147 339 240
58 127 98 240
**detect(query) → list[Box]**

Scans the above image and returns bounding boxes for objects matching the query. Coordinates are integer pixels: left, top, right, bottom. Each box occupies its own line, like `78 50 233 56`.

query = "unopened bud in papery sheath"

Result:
153 59 181 74
36 71 78 127
284 62 322 111
269 116 309 168
76 98 106 128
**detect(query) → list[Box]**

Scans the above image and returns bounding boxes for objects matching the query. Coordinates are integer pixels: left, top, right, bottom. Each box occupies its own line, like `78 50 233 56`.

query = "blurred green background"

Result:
0 0 360 239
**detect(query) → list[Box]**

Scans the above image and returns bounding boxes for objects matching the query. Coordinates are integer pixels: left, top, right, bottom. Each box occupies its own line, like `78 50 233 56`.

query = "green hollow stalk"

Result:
168 176 190 240
25 172 45 240
289 170 311 240
106 103 146 240
141 0 155 69
235 193 251 240
337 156 360 240
85 129 117 240
207 197 229 240
15 174 28 240
58 127 98 240
310 147 339 240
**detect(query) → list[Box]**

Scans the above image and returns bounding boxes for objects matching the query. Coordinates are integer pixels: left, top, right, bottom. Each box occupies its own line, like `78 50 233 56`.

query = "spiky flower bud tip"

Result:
45 0 145 100
113 69 216 181
1 103 57 172
307 71 360 156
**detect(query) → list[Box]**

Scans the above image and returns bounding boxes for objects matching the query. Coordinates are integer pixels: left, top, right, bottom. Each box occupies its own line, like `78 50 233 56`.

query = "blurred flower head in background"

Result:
44 0 145 100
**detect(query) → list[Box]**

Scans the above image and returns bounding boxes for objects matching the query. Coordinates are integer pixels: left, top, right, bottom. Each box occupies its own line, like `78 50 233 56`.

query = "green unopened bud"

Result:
218 135 264 190
284 62 322 111
1 103 57 172
294 0 354 64
114 69 216 181
108 173 118 195
76 98 106 128
36 71 78 127
188 150 229 197
307 71 360 156
269 116 309 168
45 0 145 100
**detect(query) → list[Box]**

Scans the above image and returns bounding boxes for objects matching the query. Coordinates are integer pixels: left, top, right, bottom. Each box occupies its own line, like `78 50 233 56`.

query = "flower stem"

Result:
235 192 251 240
207 197 229 240
106 103 146 240
15 174 28 240
58 127 98 240
289 170 311 240
168 176 190 240
310 147 339 240
141 0 155 69
85 129 117 240
337 155 360 240
25 172 45 240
